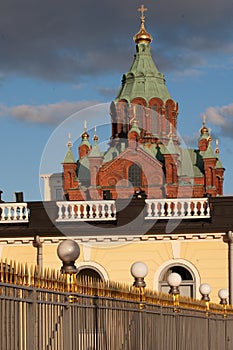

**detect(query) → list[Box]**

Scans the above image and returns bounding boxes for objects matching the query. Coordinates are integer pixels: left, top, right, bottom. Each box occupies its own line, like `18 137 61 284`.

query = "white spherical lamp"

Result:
130 261 148 287
167 272 182 295
199 283 211 301
218 288 229 305
57 239 80 274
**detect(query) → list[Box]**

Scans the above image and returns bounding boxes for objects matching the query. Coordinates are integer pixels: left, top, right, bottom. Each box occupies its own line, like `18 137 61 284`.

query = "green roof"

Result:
200 142 216 159
164 137 179 155
179 149 203 178
89 140 103 158
63 148 76 163
103 144 120 163
115 41 172 104
216 155 223 169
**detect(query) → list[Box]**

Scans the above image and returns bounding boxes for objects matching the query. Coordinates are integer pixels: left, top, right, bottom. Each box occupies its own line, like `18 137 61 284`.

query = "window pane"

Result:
128 164 141 187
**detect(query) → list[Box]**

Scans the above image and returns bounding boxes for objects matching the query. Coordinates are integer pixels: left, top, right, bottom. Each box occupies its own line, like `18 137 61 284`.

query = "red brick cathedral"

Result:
63 5 224 201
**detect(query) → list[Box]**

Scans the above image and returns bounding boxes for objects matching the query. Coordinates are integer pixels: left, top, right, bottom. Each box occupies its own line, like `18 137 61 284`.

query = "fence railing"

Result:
56 200 116 222
0 260 232 350
0 202 29 223
0 198 211 225
145 198 210 220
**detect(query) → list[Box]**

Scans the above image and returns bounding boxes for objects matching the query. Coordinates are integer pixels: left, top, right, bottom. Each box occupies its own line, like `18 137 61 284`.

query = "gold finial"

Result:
93 126 98 141
134 4 153 44
67 132 72 148
82 120 89 140
208 127 212 142
215 139 219 154
200 115 209 135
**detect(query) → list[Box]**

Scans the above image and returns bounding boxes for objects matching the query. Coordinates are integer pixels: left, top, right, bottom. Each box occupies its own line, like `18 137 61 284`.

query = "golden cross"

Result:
138 4 148 20
202 114 206 125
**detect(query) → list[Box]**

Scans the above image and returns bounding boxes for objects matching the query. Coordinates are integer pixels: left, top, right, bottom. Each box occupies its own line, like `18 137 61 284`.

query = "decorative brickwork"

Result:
62 11 224 201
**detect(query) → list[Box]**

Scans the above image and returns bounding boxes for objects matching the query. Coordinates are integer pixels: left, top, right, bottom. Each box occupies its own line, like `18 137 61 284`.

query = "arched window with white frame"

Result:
157 261 200 298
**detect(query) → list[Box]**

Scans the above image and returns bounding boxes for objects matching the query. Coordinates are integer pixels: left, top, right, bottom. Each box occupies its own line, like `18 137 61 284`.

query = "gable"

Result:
98 146 164 188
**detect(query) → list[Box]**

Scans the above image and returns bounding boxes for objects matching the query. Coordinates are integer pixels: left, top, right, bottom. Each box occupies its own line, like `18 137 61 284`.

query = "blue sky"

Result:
0 0 233 202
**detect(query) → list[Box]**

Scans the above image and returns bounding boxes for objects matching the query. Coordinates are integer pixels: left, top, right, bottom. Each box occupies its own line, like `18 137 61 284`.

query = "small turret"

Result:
88 127 104 199
79 120 91 159
63 133 76 164
198 115 211 151
63 134 78 198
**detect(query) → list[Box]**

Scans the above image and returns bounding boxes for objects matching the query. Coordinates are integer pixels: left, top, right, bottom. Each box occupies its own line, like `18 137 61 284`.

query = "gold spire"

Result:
81 120 89 140
200 115 209 135
215 139 219 154
93 126 98 141
67 132 72 148
134 4 153 44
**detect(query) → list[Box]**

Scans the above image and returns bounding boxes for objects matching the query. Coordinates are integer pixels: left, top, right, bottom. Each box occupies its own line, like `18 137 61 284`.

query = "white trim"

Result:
0 233 225 245
76 261 109 282
154 258 201 298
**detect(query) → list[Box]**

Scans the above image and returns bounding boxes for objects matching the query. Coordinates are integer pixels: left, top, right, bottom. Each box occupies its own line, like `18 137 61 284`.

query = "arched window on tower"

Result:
159 265 195 297
136 104 143 129
128 164 142 187
165 106 170 134
151 104 158 135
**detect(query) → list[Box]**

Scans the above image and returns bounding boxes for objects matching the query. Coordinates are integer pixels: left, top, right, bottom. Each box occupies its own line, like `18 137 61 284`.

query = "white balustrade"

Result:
0 203 29 223
145 198 210 220
56 201 117 222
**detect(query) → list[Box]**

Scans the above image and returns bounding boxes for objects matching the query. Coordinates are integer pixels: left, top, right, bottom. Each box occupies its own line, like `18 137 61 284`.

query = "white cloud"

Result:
0 100 98 125
205 103 233 138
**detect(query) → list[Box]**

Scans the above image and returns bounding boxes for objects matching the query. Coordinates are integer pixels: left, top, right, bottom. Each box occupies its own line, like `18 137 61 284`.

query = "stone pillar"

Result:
226 231 233 305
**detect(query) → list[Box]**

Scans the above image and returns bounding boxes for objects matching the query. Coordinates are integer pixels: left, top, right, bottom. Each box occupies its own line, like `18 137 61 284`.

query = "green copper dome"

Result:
115 7 171 104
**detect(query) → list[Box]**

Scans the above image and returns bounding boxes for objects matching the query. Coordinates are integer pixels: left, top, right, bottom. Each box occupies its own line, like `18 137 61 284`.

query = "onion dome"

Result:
93 126 98 142
81 120 89 140
134 5 152 44
200 115 209 135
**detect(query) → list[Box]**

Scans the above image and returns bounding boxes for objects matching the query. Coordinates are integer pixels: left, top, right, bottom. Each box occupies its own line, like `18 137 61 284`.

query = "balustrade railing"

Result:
0 203 29 223
56 200 116 222
145 198 210 220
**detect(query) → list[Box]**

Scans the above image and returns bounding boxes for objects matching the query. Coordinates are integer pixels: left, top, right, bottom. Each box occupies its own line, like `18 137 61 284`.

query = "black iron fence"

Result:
0 260 233 350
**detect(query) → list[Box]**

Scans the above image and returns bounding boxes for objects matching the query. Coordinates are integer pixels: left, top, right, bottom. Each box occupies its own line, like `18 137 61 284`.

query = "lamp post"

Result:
199 283 211 315
57 239 80 293
167 272 182 309
130 262 148 350
218 288 229 317
130 261 148 309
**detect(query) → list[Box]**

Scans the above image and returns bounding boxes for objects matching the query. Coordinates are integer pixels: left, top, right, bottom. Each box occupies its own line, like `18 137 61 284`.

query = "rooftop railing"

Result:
56 200 117 222
145 198 210 220
0 203 29 223
0 198 211 225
